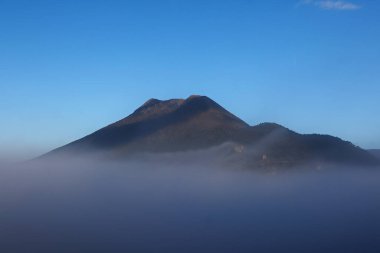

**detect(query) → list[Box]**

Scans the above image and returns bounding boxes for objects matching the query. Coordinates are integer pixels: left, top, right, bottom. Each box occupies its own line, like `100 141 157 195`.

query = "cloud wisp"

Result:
299 0 361 10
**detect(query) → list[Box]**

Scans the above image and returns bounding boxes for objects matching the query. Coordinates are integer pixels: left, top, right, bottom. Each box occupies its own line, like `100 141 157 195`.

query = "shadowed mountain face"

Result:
50 95 248 154
45 95 379 169
369 150 380 159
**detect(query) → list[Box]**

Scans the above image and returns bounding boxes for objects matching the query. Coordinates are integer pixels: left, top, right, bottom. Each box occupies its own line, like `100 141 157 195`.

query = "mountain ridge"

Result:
369 149 380 159
43 95 379 170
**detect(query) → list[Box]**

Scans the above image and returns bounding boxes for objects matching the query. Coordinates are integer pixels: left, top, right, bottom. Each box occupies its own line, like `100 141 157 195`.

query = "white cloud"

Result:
299 0 361 10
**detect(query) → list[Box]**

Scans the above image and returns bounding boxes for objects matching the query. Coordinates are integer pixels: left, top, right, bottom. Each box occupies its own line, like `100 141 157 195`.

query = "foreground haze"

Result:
1 159 380 252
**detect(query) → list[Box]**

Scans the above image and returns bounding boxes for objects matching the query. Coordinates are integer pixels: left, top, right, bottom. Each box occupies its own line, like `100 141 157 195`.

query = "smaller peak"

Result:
142 98 161 107
187 94 203 100
133 97 185 116
186 95 215 102
251 122 293 134
185 95 219 105
185 95 216 104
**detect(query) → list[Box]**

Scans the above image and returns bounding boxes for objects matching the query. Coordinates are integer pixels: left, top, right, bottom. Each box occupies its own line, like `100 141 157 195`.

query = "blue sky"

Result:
0 0 379 158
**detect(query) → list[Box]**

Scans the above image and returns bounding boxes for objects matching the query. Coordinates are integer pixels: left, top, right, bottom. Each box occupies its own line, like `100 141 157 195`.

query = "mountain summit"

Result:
50 95 248 153
44 95 379 170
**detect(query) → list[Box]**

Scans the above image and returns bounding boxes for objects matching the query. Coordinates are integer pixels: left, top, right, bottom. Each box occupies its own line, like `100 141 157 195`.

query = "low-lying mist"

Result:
1 156 380 253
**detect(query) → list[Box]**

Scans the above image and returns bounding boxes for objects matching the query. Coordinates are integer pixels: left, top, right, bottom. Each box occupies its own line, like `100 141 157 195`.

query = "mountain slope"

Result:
44 95 379 169
369 150 380 160
48 95 248 154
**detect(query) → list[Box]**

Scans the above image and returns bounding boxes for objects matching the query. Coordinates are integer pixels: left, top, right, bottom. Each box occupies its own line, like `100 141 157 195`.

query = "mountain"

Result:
43 95 379 170
369 150 380 160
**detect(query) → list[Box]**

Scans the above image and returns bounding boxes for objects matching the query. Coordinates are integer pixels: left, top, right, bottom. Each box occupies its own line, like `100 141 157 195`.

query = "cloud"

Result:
1 158 380 252
299 0 361 10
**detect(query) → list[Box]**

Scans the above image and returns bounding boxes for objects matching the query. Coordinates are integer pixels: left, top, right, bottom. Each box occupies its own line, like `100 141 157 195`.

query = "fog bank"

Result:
0 158 380 253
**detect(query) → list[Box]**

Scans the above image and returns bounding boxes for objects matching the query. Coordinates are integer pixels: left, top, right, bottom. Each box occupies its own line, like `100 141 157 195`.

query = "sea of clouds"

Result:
0 156 379 253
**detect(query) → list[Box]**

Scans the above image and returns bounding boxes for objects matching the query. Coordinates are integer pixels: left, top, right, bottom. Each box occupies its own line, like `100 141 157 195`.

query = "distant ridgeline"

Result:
42 95 379 170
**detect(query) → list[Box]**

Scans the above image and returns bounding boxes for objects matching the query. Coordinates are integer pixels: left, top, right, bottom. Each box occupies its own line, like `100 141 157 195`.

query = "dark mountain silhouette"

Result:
369 150 380 160
44 95 379 170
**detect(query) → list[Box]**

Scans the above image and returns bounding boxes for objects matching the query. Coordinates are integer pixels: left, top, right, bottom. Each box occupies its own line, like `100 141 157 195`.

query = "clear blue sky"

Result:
0 0 379 158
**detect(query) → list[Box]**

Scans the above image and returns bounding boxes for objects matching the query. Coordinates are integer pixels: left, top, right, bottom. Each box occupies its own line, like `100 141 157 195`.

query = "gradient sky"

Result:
0 0 379 158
